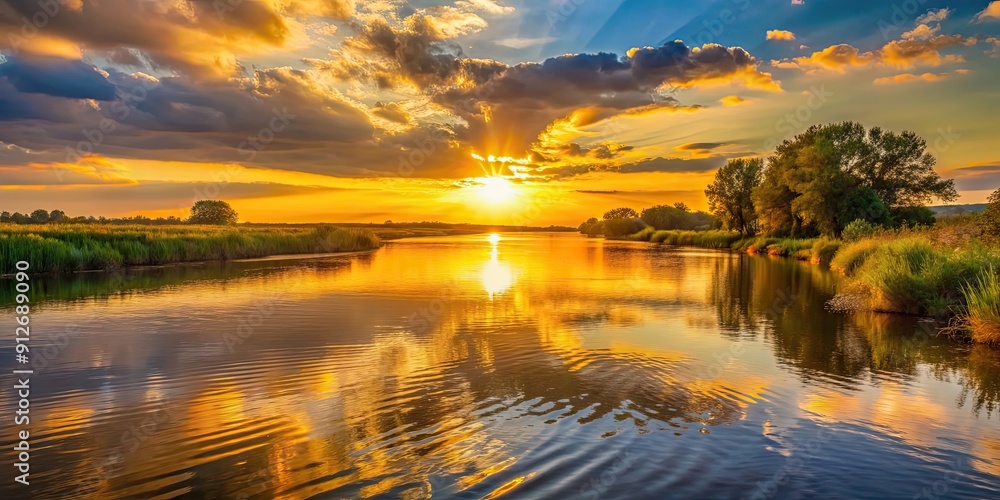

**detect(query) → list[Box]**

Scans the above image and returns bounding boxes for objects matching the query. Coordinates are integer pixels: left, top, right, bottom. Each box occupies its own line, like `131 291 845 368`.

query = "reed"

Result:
0 224 381 274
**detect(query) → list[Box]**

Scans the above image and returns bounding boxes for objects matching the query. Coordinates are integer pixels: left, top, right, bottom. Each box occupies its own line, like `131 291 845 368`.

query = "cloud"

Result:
494 37 557 49
973 1 1000 23
902 23 940 40
0 55 117 100
538 155 726 179
719 95 746 106
766 30 797 41
872 71 957 85
916 8 951 24
778 34 976 71
675 142 731 152
455 0 514 15
987 37 1000 57
783 44 877 71
0 0 355 78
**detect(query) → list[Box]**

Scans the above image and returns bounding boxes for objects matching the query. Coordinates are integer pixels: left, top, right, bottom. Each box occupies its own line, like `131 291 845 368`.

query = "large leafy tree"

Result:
845 126 958 209
706 158 763 235
30 209 50 223
641 205 689 230
603 207 638 220
982 188 1000 238
753 122 956 237
189 200 239 225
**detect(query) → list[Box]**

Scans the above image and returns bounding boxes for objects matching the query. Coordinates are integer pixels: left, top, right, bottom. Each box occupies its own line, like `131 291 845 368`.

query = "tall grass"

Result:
644 229 744 248
810 238 841 265
835 237 1000 317
957 266 1000 345
0 224 381 274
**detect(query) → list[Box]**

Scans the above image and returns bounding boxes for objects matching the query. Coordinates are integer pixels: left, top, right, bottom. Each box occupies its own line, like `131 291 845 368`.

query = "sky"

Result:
1 0 999 225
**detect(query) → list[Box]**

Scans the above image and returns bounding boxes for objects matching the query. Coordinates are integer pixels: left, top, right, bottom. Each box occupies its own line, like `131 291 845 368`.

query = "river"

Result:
1 232 998 499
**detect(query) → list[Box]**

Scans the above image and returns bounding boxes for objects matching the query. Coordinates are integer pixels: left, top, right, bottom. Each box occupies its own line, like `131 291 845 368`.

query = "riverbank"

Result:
617 223 1000 345
0 224 381 275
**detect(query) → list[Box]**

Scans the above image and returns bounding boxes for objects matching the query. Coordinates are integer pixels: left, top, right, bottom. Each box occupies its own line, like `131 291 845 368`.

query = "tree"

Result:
706 158 763 235
0 211 10 223
673 202 690 212
981 188 1000 238
189 200 239 225
30 209 50 223
603 207 638 220
844 125 957 208
579 217 602 236
49 210 66 222
641 205 690 230
752 122 956 237
11 212 28 224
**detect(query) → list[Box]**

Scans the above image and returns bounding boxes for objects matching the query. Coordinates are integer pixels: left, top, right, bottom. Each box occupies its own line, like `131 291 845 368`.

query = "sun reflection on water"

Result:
481 233 513 299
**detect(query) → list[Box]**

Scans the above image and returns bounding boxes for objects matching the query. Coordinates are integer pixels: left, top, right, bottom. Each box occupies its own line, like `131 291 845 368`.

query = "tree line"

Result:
579 203 719 238
579 122 957 239
706 122 956 237
1 201 240 226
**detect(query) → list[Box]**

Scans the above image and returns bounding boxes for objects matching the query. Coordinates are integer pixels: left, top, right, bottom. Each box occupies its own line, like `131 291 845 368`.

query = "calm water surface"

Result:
2 233 999 499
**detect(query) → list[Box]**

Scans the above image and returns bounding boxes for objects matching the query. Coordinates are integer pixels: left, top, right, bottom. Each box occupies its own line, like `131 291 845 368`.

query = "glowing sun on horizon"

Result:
475 176 518 203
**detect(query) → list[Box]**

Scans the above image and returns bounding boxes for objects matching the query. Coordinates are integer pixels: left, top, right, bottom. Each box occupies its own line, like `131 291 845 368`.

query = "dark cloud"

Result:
0 0 351 77
0 55 117 100
676 142 731 151
537 155 725 179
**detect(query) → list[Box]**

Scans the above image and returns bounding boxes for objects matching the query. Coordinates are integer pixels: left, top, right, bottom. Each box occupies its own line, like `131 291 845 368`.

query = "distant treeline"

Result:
579 204 719 238
1 209 184 225
580 122 960 239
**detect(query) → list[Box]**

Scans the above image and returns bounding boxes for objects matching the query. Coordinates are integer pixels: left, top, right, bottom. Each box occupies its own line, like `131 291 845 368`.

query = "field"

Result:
0 224 381 274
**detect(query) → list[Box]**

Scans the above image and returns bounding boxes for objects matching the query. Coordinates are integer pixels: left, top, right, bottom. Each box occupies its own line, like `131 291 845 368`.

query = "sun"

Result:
475 176 518 203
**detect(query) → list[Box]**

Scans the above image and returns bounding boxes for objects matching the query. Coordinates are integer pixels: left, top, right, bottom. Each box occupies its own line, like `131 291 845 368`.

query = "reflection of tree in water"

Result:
849 312 1000 419
710 252 1000 417
959 346 1000 418
709 254 873 379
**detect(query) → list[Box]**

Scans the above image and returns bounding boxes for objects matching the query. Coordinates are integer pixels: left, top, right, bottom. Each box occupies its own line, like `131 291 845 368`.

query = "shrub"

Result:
842 219 880 242
602 218 646 239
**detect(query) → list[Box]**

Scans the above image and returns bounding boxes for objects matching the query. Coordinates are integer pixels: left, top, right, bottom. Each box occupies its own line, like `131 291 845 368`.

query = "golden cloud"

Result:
973 1 1000 23
766 30 797 41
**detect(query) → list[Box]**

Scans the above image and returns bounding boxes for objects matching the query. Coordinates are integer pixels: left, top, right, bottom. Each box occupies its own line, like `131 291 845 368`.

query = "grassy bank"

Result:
620 224 1000 345
621 229 844 264
0 224 381 274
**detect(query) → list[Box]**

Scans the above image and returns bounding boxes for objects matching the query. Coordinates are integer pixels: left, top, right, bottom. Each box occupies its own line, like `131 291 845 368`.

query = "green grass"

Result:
644 229 745 248
957 266 1000 345
0 224 381 274
810 238 842 265
835 238 1000 317
830 239 881 274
